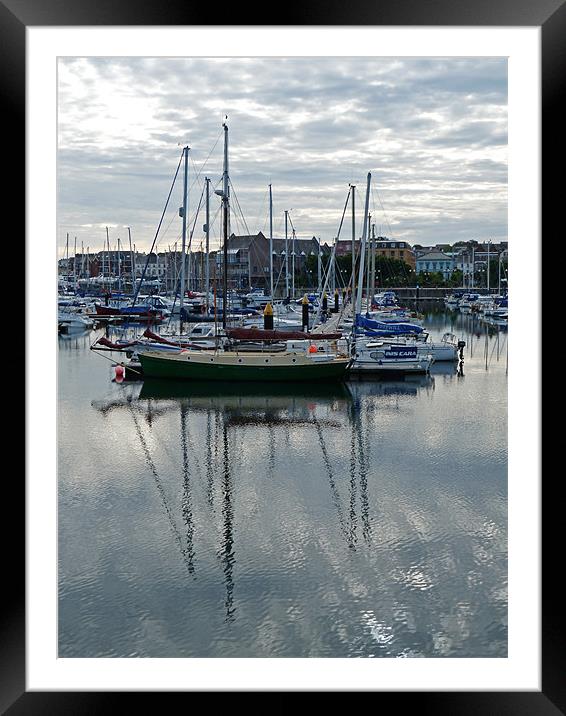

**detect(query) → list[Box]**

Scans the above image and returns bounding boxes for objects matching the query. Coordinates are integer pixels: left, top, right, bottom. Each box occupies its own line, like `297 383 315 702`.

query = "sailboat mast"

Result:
291 227 296 299
179 146 189 317
365 213 371 314
73 235 77 290
205 177 211 313
284 210 289 298
128 227 134 291
471 246 475 290
221 122 229 329
117 236 121 291
65 233 69 287
269 184 273 300
355 172 371 316
105 226 110 291
487 239 491 293
370 222 376 305
351 184 355 298
317 236 322 293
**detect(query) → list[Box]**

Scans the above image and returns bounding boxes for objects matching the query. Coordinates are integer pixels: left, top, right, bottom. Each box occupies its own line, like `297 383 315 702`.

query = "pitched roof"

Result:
416 251 453 261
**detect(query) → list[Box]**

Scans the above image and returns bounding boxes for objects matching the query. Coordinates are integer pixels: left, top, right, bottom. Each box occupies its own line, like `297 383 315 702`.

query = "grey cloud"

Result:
57 56 507 252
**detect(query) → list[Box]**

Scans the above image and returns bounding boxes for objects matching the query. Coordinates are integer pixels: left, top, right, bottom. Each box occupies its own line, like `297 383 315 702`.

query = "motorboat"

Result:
349 340 434 376
58 310 94 333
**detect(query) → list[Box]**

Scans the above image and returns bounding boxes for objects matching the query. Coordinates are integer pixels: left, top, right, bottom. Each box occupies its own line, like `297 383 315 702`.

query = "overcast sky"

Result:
57 57 507 257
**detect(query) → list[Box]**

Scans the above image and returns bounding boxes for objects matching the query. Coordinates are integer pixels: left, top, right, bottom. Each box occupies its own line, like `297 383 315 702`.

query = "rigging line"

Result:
186 182 206 253
272 259 285 296
312 187 351 324
372 184 395 239
312 416 348 542
188 153 207 203
257 186 269 235
154 209 181 248
189 129 223 187
128 403 192 573
228 179 251 237
131 150 184 311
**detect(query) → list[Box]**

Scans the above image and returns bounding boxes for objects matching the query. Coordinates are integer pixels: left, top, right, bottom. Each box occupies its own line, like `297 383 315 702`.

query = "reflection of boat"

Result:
139 377 353 403
429 360 460 376
347 373 434 397
58 326 93 341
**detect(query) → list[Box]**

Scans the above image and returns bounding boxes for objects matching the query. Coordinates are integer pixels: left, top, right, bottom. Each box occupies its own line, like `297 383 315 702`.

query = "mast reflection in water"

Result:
59 312 507 658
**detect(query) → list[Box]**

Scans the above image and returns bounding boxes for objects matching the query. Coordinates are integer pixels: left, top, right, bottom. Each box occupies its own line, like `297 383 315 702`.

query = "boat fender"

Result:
114 364 125 381
308 344 317 354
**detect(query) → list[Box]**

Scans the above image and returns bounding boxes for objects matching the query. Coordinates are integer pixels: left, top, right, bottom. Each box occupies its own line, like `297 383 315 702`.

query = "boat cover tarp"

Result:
95 337 139 350
226 327 342 341
355 314 424 334
142 328 201 348
95 304 154 316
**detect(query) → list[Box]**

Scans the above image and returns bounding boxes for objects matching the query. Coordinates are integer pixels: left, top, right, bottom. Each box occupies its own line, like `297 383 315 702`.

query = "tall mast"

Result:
370 222 376 303
355 172 371 316
105 226 110 291
179 145 189 317
351 184 356 297
487 239 491 293
317 236 322 293
365 213 371 314
117 237 121 291
284 210 289 298
128 227 134 290
73 235 77 290
471 246 475 289
223 122 229 327
215 121 230 329
205 177 211 313
291 227 296 299
269 184 273 300
65 233 69 286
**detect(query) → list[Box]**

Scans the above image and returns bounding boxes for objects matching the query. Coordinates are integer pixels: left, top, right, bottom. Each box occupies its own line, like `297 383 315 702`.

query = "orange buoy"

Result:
308 344 317 354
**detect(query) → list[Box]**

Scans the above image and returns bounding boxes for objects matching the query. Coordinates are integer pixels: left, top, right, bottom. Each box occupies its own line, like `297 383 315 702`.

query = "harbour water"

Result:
58 308 507 658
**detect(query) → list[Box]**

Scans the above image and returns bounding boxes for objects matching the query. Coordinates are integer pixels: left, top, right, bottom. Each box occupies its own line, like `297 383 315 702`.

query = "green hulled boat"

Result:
137 348 351 382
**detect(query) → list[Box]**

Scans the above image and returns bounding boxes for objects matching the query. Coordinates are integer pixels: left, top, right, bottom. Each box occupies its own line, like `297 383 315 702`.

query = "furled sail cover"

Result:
355 314 424 334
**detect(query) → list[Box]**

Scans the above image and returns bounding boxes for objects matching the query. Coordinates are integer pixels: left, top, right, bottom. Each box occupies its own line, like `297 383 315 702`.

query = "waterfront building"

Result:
215 231 330 291
415 250 455 280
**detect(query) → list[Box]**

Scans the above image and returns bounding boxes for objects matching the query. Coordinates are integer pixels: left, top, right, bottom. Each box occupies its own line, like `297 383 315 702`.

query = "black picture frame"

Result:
9 0 552 709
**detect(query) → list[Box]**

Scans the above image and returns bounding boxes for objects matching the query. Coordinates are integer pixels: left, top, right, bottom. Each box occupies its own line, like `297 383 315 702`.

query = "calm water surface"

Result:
58 309 507 657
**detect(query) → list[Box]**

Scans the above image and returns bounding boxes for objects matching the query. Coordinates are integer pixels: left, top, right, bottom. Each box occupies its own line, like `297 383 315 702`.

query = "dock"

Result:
311 304 352 335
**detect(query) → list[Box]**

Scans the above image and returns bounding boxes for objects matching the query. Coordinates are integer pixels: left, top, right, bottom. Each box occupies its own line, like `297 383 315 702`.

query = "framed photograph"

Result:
10 0 552 709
